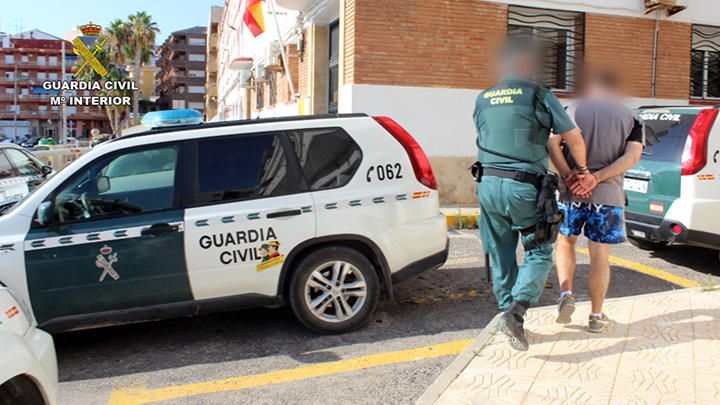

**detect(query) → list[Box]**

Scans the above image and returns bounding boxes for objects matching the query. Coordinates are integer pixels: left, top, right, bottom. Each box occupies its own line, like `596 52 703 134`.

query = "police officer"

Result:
473 41 590 351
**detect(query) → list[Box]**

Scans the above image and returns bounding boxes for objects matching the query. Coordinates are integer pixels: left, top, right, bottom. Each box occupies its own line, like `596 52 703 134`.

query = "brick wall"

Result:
342 2 692 99
344 0 507 89
655 21 692 99
298 30 310 98
584 14 691 99
343 0 356 85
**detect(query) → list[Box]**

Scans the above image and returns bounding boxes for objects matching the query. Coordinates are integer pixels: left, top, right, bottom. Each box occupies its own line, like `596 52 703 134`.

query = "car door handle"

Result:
141 223 179 236
266 209 302 219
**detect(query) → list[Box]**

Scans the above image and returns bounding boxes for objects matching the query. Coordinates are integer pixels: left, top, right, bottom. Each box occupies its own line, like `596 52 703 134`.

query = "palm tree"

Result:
126 11 159 125
106 19 130 66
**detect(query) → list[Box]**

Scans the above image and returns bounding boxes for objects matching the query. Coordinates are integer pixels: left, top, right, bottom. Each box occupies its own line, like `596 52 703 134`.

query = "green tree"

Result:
126 12 159 125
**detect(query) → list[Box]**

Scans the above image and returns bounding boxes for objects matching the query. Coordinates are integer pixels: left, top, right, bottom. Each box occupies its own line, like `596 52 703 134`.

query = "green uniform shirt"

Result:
475 81 576 175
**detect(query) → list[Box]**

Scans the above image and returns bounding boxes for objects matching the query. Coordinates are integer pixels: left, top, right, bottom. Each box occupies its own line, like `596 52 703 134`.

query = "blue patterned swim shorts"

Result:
558 201 626 244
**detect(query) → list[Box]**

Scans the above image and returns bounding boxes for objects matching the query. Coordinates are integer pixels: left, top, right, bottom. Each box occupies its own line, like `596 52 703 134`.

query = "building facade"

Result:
0 30 110 141
156 26 208 115
216 0 720 203
206 6 223 120
127 56 160 101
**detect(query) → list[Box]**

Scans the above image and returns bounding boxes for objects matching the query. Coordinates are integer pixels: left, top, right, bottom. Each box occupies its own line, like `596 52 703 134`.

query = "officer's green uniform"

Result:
473 78 576 310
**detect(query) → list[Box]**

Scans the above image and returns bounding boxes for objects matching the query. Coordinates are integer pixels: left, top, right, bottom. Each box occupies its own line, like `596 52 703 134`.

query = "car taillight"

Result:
681 108 718 176
373 116 437 190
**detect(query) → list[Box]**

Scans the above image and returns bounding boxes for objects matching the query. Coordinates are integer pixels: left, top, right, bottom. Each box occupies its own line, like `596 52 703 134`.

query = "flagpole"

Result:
267 0 296 100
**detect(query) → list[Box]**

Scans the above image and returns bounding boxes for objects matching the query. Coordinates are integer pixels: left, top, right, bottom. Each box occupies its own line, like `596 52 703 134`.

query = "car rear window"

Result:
286 128 362 191
195 133 300 204
637 111 699 163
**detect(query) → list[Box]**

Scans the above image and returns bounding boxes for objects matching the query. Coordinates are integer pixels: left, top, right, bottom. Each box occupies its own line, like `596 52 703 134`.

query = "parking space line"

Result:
444 250 699 288
107 339 473 405
575 248 700 288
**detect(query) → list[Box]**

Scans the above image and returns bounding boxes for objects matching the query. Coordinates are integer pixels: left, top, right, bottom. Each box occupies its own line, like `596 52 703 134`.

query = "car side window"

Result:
52 145 178 223
286 128 362 191
4 148 41 176
195 133 298 205
0 152 14 179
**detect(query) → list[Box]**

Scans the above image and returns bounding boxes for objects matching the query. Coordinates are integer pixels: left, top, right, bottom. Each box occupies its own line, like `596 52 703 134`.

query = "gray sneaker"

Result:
588 313 610 333
555 294 576 324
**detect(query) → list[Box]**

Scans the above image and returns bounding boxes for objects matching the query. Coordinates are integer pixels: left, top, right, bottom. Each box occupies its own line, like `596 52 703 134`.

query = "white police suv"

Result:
0 111 448 334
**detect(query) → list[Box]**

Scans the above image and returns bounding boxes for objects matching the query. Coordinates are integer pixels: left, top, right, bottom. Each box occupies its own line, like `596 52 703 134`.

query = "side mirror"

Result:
41 165 53 176
36 201 52 226
96 176 111 194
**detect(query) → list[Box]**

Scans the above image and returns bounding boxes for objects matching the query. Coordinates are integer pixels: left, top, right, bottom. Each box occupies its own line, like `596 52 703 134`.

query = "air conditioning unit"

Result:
265 41 283 72
644 0 687 16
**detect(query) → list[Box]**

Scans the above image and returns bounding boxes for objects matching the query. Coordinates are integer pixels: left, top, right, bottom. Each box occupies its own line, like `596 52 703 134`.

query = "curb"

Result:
415 313 501 405
441 210 480 229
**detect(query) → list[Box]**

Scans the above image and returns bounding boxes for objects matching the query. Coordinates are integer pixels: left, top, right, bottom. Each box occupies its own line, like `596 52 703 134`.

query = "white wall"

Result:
346 84 688 158
348 84 480 157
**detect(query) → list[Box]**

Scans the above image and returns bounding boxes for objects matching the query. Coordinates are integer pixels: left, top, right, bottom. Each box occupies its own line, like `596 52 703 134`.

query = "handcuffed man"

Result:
547 69 644 333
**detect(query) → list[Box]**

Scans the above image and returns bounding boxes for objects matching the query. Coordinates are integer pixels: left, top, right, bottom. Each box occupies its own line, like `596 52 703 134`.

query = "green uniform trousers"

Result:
477 176 553 309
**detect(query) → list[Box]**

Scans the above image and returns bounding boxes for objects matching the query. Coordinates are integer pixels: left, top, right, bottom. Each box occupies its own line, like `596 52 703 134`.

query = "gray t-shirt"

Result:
559 97 639 207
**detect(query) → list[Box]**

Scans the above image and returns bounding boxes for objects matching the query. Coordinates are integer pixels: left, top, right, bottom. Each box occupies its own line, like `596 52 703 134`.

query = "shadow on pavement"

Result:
53 255 677 382
647 245 719 276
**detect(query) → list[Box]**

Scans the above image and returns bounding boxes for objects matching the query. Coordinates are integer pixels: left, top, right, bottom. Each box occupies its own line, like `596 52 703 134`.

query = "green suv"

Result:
625 106 720 256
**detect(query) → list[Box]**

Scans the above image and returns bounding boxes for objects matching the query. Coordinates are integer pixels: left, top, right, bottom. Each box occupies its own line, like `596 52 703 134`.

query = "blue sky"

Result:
1 0 223 44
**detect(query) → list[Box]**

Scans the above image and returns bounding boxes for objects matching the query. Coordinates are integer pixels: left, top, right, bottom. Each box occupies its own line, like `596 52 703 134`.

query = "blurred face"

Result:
498 47 538 80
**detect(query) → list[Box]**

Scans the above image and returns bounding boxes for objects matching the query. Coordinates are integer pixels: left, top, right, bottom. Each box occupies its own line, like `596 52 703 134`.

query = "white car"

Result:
0 286 57 405
0 145 52 209
0 112 448 333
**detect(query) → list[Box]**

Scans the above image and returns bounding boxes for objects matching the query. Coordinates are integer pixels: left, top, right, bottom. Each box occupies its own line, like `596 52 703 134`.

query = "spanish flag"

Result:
243 0 265 37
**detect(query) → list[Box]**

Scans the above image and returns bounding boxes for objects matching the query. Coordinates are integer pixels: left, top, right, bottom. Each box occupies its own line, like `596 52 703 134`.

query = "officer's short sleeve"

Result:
542 92 576 134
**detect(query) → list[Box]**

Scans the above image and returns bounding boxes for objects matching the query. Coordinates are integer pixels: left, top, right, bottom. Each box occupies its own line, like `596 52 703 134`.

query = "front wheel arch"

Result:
277 235 393 302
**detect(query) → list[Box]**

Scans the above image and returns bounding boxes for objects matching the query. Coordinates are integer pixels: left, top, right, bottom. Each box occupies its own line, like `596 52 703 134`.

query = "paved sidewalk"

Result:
419 288 720 405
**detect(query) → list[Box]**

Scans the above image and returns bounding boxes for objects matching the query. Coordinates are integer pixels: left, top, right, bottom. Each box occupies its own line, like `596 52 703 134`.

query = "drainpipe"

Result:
651 13 660 99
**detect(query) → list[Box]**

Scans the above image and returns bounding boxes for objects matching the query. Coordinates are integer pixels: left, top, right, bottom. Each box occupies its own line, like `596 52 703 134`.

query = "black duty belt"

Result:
483 167 543 190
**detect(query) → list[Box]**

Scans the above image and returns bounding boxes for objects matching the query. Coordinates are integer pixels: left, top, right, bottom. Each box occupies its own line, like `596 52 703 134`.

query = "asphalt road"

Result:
55 230 719 404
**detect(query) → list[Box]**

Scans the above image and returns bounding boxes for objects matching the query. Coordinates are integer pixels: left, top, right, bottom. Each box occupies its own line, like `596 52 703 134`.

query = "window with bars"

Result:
691 25 720 100
507 6 584 92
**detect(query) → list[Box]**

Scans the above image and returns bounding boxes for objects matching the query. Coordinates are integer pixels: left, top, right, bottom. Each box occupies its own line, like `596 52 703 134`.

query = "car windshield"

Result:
637 110 699 163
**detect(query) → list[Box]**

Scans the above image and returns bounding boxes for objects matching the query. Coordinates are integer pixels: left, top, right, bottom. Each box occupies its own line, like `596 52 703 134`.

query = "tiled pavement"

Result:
420 288 720 405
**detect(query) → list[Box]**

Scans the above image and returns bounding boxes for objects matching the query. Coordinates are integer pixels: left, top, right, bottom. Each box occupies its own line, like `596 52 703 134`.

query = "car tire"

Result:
628 236 668 251
289 247 380 334
0 375 46 405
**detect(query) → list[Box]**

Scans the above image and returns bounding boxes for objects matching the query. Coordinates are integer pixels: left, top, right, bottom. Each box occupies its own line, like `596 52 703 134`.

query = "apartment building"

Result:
127 55 160 101
156 26 208 115
0 30 110 141
216 0 720 203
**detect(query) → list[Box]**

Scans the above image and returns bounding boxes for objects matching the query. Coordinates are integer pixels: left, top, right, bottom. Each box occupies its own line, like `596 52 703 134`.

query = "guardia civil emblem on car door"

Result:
96 245 119 282
256 240 285 272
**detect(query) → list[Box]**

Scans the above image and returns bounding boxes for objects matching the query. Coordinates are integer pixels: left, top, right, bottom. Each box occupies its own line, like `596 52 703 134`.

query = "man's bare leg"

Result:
587 240 611 314
554 234 577 323
555 234 577 291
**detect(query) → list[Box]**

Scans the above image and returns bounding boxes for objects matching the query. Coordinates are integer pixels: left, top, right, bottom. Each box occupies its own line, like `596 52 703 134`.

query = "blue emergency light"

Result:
141 109 204 128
